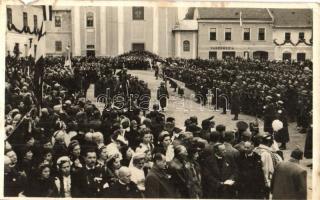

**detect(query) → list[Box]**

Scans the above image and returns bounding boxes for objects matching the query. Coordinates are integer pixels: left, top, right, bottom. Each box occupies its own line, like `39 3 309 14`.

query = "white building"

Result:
6 5 44 58
270 9 313 61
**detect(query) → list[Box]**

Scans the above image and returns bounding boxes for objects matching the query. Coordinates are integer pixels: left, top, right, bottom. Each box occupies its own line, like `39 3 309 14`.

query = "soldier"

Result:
230 89 241 120
71 149 108 198
157 82 169 111
263 96 276 134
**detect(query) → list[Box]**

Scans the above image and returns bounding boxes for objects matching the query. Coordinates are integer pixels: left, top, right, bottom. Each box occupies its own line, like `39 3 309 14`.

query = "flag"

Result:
64 45 72 67
42 5 53 21
33 19 47 106
239 11 243 27
33 56 45 106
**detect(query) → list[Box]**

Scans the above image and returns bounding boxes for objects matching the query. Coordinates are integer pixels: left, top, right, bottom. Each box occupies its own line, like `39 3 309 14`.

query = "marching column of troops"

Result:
4 52 310 199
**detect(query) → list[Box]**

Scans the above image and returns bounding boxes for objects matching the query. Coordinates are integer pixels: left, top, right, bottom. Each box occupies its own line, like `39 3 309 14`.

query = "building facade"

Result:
6 6 312 61
45 9 72 57
270 9 313 61
6 5 44 57
71 6 178 57
177 7 312 61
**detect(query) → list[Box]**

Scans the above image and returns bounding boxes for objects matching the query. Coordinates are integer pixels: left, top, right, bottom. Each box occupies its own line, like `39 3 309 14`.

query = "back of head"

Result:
216 124 226 133
210 131 221 143
291 148 303 160
224 131 235 143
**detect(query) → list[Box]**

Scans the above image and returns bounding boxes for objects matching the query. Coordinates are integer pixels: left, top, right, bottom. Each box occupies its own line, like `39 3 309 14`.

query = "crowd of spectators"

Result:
4 53 310 199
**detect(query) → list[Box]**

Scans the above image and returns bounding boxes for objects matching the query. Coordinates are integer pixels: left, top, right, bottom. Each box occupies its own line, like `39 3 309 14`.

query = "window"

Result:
132 43 145 51
55 41 62 52
258 28 265 40
132 7 144 20
23 12 28 27
209 51 217 59
7 8 12 24
282 52 292 61
86 50 95 57
297 53 306 62
87 45 95 49
225 28 232 41
55 16 61 27
33 15 37 29
209 28 216 40
299 32 305 40
183 40 190 52
285 32 291 41
243 28 250 41
222 51 236 59
86 12 94 27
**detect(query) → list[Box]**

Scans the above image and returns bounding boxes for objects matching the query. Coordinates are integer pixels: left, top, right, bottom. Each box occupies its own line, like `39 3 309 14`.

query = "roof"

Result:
269 9 312 28
194 8 272 21
172 20 198 31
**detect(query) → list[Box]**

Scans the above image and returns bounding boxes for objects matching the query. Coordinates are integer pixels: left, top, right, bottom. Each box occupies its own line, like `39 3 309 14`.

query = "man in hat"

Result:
271 148 307 200
254 132 283 198
157 82 169 111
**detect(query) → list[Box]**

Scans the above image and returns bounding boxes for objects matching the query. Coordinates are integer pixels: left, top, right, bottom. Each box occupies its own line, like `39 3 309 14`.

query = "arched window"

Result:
86 12 94 27
183 40 190 52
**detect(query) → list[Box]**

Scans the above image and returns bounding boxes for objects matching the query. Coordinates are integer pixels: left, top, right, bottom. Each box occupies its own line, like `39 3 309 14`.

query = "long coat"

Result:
104 181 142 198
157 86 169 108
271 160 307 200
145 166 179 198
238 152 266 199
201 154 238 199
231 92 240 115
71 166 108 198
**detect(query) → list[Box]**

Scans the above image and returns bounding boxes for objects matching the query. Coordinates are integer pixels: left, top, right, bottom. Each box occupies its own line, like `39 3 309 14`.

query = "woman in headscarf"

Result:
129 152 146 193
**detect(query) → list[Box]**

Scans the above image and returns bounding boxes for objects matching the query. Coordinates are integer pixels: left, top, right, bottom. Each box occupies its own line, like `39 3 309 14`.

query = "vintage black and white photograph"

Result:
2 0 318 199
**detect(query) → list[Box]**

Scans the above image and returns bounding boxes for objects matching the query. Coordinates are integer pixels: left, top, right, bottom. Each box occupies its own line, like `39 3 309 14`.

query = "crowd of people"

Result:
4 53 309 199
163 58 312 148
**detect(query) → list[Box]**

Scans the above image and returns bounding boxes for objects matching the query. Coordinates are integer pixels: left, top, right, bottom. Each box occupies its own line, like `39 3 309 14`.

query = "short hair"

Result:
84 148 97 157
216 124 226 132
291 148 303 160
213 143 224 152
224 131 235 143
166 117 175 123
209 131 221 143
153 153 165 162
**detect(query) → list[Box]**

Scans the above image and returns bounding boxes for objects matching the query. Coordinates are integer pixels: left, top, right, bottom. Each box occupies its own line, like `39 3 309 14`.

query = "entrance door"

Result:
222 51 235 59
86 50 95 57
253 51 268 61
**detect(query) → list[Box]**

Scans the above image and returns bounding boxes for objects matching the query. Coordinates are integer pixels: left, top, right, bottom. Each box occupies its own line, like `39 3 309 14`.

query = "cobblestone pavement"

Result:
87 69 312 198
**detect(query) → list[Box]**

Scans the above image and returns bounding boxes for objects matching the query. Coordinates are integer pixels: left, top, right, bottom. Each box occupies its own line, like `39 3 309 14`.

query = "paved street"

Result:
87 69 312 197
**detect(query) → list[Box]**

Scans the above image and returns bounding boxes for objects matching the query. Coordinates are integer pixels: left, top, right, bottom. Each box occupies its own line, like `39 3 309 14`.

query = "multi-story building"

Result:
45 8 72 57
6 5 313 61
177 7 312 61
270 9 312 61
71 6 178 57
6 5 44 57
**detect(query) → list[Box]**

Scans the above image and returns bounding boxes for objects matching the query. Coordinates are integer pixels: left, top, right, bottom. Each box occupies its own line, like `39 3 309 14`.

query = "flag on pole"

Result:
239 11 243 27
33 17 47 106
42 5 53 21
